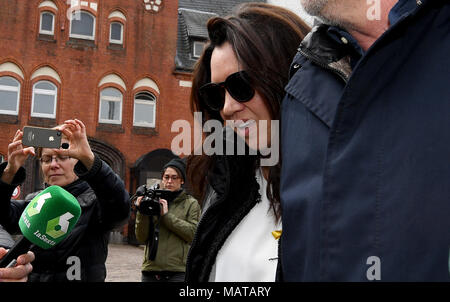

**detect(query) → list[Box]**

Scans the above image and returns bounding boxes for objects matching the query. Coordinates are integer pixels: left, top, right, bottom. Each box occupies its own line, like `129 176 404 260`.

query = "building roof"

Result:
180 8 216 39
175 0 266 72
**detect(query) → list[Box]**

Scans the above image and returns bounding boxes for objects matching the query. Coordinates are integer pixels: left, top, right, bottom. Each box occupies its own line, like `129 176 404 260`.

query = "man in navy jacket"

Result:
280 0 450 281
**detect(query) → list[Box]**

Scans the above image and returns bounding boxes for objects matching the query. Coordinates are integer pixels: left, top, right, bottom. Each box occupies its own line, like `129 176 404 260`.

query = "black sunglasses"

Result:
199 71 255 111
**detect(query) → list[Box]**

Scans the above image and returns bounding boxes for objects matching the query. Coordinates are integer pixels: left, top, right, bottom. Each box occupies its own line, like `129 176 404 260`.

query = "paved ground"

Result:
105 243 144 282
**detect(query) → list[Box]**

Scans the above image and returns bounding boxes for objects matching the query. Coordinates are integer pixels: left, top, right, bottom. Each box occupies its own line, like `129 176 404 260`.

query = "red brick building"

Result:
0 0 263 242
0 0 197 241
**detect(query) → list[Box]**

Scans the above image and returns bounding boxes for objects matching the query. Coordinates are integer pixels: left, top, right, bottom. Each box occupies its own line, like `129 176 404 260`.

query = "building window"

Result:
70 11 95 40
39 11 55 35
193 41 205 58
0 76 20 115
134 92 156 127
99 87 122 124
31 81 57 118
110 22 123 44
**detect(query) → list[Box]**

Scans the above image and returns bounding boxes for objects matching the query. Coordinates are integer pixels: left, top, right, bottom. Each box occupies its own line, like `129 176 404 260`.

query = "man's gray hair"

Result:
301 0 329 16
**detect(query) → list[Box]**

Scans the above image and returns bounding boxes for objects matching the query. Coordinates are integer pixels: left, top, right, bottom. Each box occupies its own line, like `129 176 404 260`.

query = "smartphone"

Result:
22 126 62 149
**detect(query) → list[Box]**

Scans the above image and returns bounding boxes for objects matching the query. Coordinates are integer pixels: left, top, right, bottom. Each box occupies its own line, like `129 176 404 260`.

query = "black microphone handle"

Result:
0 236 34 268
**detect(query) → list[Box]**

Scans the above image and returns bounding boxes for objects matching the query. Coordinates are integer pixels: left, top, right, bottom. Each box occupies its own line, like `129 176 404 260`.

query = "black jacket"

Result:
185 154 260 282
0 155 130 282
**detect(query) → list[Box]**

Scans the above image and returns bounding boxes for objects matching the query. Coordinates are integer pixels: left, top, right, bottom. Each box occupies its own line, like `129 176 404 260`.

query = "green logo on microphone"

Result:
46 212 75 239
27 192 52 217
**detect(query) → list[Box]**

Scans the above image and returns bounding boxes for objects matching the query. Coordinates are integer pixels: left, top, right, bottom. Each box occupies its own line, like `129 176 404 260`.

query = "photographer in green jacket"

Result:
134 158 200 282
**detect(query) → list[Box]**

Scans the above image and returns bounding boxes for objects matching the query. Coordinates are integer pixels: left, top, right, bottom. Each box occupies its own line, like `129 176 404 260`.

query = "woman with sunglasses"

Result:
0 119 130 281
185 3 310 282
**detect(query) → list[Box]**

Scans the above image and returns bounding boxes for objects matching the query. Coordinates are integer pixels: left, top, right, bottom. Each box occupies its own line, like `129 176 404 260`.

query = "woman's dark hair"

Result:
187 3 310 222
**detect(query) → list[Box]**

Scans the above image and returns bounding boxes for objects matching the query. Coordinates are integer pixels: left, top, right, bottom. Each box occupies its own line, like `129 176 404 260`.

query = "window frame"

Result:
99 87 123 124
109 22 124 45
31 80 58 119
39 11 55 35
0 76 21 116
133 91 156 128
69 10 96 41
193 41 206 59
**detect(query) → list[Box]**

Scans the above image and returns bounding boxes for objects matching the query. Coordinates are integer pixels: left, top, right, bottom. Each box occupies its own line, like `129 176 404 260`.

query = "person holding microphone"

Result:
0 248 34 282
0 119 130 281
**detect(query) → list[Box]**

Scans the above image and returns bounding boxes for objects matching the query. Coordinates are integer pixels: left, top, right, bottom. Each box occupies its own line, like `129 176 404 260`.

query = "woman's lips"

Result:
234 120 256 137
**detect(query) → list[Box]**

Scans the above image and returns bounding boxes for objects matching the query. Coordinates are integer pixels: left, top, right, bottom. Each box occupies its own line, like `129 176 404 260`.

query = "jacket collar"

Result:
208 155 258 198
299 24 357 82
207 128 258 201
44 178 89 198
169 189 184 203
299 0 428 80
389 0 426 26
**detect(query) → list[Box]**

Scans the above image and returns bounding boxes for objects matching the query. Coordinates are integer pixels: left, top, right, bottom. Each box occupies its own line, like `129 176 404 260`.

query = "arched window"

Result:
0 76 21 115
134 91 156 127
108 10 126 46
110 22 123 44
38 1 58 36
39 11 55 35
70 11 95 40
31 80 57 118
99 87 122 124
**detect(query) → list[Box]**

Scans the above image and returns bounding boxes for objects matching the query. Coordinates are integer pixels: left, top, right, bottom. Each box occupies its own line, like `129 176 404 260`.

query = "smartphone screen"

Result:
22 126 62 149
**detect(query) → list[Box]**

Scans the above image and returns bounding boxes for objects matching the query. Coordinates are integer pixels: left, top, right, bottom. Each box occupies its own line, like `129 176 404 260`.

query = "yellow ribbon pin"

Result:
272 230 282 240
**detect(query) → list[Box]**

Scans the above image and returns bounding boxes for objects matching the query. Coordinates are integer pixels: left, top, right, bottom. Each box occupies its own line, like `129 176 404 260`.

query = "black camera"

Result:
133 184 179 216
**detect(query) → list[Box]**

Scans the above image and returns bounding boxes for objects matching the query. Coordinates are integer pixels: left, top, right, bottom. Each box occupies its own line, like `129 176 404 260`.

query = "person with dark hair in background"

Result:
0 119 130 281
185 3 310 282
280 0 450 281
135 158 200 282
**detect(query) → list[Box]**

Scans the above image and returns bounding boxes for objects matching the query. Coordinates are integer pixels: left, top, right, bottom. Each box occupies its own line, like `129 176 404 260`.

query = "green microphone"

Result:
0 185 81 268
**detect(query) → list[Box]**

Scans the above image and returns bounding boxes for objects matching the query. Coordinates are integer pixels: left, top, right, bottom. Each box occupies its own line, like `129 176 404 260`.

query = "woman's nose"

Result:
49 158 60 167
221 92 245 118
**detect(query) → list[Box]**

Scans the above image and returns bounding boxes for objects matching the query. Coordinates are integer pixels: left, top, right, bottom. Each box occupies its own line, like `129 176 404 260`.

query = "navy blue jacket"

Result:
280 0 450 281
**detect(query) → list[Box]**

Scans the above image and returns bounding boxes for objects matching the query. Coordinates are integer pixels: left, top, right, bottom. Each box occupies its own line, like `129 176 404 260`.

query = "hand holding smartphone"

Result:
22 126 62 149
